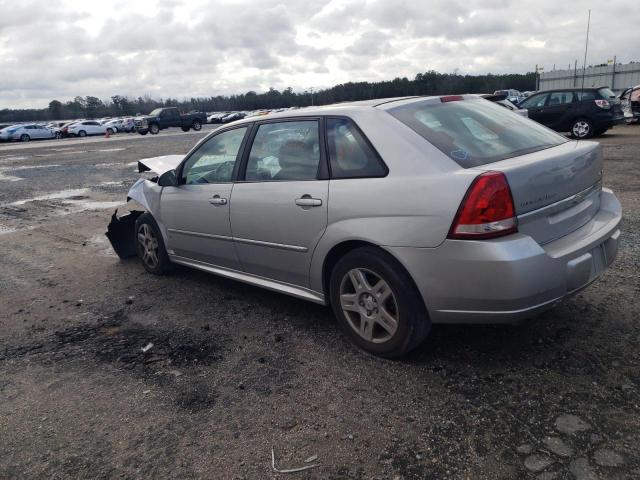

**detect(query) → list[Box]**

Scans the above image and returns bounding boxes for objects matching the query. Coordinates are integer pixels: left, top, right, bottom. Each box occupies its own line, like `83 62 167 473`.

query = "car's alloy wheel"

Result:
149 124 159 134
106 128 114 135
55 132 62 139
329 246 431 357
137 223 159 269
20 134 30 142
78 130 87 137
571 119 592 139
339 268 399 343
192 120 202 131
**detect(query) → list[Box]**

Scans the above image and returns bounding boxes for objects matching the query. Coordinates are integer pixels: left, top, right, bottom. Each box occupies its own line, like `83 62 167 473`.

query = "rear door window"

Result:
598 88 616 99
548 92 574 105
388 97 567 168
326 118 387 178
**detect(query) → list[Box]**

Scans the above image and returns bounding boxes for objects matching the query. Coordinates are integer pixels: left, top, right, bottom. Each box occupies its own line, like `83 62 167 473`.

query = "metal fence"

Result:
538 62 640 93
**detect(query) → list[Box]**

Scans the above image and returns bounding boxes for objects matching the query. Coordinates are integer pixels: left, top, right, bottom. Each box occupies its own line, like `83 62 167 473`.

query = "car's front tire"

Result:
149 124 160 135
570 118 594 139
135 213 172 275
329 246 431 358
78 130 87 137
192 120 202 131
106 128 114 135
54 132 62 139
20 134 30 142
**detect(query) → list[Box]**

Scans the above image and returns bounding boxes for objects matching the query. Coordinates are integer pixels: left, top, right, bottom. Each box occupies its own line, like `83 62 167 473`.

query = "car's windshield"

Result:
388 97 567 168
149 109 164 116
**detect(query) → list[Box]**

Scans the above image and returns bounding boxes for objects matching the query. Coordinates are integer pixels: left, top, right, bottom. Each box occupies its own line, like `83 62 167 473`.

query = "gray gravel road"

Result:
0 125 638 479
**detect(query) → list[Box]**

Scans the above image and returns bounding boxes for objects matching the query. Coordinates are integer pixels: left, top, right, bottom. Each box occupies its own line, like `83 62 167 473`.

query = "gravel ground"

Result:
0 125 638 479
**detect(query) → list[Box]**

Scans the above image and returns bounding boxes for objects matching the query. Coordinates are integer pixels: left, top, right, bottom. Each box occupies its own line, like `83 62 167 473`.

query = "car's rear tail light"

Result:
595 99 610 109
440 95 464 103
448 171 517 240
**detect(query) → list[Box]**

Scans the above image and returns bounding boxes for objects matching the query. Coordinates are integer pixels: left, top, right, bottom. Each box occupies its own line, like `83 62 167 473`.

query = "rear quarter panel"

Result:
308 108 477 293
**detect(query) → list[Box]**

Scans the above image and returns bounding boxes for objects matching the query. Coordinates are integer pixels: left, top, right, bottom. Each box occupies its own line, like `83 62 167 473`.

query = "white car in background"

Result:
67 120 110 137
0 124 62 142
104 118 125 132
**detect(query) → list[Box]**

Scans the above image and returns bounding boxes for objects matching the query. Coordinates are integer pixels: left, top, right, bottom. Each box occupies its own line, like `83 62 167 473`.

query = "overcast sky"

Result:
0 0 638 108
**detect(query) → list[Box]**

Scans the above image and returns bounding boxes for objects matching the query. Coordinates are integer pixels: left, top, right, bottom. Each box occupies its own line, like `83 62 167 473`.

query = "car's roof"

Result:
225 96 445 127
536 87 606 93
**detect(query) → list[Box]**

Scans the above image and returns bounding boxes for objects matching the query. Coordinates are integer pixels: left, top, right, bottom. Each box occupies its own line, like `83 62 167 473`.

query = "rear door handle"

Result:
295 195 322 207
209 195 228 206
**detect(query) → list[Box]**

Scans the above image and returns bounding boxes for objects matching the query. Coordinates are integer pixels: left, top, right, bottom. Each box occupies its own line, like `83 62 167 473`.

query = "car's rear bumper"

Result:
386 189 622 324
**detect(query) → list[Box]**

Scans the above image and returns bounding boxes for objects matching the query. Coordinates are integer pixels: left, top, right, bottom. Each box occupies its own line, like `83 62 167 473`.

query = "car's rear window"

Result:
598 87 617 99
388 98 567 168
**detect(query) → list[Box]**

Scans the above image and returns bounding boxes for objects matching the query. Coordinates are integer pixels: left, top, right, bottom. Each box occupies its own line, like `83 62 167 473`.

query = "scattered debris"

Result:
141 342 154 353
593 449 624 467
542 436 574 457
516 444 533 455
555 414 592 435
524 454 554 473
304 455 318 464
569 458 597 480
125 296 134 305
271 448 319 474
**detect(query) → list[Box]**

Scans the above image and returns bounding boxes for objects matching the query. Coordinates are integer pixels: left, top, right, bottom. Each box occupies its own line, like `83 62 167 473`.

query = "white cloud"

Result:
0 0 638 108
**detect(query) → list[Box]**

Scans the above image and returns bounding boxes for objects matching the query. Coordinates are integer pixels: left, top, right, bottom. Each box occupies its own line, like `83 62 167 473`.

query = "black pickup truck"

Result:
134 107 206 135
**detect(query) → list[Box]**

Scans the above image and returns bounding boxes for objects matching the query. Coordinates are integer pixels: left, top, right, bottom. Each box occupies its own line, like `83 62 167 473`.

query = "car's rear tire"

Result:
106 128 114 135
78 130 87 137
192 120 202 131
329 246 431 358
570 118 594 139
55 132 62 139
20 134 30 142
181 126 190 132
149 123 160 135
135 213 172 275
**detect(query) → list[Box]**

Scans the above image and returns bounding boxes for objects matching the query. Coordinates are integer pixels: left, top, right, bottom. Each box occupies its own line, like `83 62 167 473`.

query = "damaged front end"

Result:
105 154 183 258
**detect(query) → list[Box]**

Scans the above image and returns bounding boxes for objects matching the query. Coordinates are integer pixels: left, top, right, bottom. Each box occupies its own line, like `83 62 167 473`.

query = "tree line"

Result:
0 70 536 122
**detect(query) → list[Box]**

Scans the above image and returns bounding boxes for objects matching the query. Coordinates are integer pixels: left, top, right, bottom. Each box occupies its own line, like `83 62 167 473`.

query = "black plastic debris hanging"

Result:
105 209 143 258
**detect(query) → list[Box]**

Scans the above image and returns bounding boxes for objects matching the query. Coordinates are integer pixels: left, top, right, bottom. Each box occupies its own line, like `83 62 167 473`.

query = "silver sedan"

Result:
119 95 621 357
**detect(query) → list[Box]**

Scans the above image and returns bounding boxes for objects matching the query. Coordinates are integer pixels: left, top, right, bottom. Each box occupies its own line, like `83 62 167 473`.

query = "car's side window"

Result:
326 118 387 178
520 94 548 109
575 91 596 101
181 127 248 185
245 121 320 181
548 92 574 105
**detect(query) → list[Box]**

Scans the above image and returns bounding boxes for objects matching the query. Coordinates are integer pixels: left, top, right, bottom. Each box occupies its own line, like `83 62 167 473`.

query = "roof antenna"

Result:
580 9 591 94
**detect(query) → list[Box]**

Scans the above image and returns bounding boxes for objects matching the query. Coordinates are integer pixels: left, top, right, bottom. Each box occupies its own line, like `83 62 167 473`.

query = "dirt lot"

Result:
0 125 639 480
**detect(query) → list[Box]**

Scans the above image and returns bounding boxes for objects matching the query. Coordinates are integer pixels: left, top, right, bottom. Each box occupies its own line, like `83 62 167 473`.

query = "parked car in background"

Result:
67 120 109 137
518 87 625 139
494 89 524 105
114 95 621 357
480 94 528 117
104 118 125 132
620 85 640 124
0 124 61 142
207 112 228 124
134 107 206 135
220 111 246 123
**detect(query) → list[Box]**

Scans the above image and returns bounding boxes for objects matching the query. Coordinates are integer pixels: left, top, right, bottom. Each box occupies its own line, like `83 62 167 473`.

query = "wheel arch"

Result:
319 240 424 310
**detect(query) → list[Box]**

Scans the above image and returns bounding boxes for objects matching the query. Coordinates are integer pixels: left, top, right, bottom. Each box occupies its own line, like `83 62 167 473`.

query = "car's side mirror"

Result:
158 169 178 187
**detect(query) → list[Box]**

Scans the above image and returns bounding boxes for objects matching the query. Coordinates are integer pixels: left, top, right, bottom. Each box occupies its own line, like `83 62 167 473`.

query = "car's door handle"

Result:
209 195 228 206
295 195 322 207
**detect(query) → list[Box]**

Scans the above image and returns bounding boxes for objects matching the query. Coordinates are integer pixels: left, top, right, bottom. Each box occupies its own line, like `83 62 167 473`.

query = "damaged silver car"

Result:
108 96 621 357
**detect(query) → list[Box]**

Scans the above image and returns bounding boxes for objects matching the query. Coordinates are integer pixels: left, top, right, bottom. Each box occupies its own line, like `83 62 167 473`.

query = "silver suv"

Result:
125 96 621 357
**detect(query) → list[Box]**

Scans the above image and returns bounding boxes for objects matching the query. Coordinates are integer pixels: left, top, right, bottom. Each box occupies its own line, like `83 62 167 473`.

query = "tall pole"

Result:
581 9 591 92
